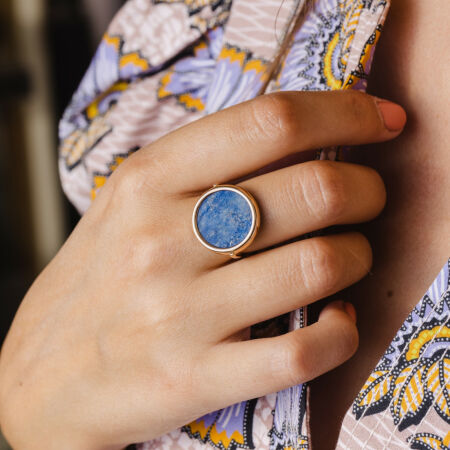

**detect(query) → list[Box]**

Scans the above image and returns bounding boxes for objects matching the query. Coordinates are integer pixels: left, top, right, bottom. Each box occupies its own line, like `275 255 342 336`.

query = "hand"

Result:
0 91 405 449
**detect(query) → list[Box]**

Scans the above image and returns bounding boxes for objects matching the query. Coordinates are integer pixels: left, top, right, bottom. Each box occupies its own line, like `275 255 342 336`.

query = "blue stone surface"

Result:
196 189 253 249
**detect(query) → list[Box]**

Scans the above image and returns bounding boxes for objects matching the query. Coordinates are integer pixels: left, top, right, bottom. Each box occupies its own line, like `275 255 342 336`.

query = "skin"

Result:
309 1 450 448
0 90 406 449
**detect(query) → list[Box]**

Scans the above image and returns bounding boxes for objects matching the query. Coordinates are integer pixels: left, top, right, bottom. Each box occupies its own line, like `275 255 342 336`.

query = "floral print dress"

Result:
58 0 450 448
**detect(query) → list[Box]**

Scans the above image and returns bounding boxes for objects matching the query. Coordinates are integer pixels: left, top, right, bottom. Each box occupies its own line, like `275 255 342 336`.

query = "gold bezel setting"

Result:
192 185 260 259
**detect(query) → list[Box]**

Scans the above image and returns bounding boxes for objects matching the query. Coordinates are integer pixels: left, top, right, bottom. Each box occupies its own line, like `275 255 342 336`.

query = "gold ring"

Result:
192 184 260 259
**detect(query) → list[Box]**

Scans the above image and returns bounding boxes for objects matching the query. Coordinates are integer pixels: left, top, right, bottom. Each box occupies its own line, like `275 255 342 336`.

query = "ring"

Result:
192 184 260 259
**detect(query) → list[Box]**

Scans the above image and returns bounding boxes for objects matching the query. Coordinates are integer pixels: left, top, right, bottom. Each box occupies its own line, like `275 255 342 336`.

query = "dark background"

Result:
0 2 124 445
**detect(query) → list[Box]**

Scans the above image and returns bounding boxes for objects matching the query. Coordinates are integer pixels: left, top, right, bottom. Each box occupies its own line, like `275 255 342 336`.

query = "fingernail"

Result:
375 100 407 132
319 301 357 323
344 302 357 323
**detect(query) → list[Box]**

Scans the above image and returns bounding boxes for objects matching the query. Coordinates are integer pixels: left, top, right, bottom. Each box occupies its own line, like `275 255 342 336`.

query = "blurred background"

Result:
0 0 124 447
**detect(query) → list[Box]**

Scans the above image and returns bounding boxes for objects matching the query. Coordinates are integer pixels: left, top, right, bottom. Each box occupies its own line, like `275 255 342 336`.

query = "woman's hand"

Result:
0 91 405 449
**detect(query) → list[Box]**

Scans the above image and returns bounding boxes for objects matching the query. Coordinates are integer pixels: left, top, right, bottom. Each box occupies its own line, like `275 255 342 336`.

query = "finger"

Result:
240 160 385 252
144 90 406 193
198 233 371 338
199 301 358 408
182 159 384 270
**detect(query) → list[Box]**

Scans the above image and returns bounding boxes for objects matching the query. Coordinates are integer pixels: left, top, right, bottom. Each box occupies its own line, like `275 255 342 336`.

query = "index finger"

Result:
143 90 405 194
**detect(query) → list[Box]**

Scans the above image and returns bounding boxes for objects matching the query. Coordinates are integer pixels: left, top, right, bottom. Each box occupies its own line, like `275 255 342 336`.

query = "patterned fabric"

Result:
337 261 450 450
58 0 449 448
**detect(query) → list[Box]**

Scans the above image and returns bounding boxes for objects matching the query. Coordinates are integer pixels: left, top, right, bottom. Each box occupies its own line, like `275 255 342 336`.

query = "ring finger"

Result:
187 160 385 268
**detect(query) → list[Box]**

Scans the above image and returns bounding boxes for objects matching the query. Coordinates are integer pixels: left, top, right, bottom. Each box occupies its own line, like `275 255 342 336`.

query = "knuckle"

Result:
305 161 347 222
125 232 176 274
271 250 304 295
110 150 169 200
303 238 343 294
343 90 376 132
248 93 298 144
111 154 149 198
283 336 313 385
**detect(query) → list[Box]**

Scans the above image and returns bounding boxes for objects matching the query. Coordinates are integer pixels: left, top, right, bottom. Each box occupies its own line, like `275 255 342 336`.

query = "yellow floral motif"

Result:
244 58 268 76
86 81 129 120
209 424 245 447
323 32 343 89
220 47 268 82
60 33 152 170
355 370 392 408
353 316 450 434
406 326 450 360
158 72 173 99
103 34 150 72
324 0 367 89
219 46 247 65
407 431 450 450
426 357 450 421
185 417 247 448
157 40 210 111
178 94 205 111
103 34 120 50
392 364 428 423
158 39 268 113
185 419 210 440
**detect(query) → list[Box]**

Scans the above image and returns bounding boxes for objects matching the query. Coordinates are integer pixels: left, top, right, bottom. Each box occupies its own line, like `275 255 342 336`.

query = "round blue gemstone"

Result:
196 189 253 249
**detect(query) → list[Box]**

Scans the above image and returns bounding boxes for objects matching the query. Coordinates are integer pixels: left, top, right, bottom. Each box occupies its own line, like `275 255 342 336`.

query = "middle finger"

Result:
197 232 371 339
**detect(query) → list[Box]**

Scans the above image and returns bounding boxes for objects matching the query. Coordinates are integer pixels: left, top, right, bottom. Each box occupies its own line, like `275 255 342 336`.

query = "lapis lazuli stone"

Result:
196 189 253 249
